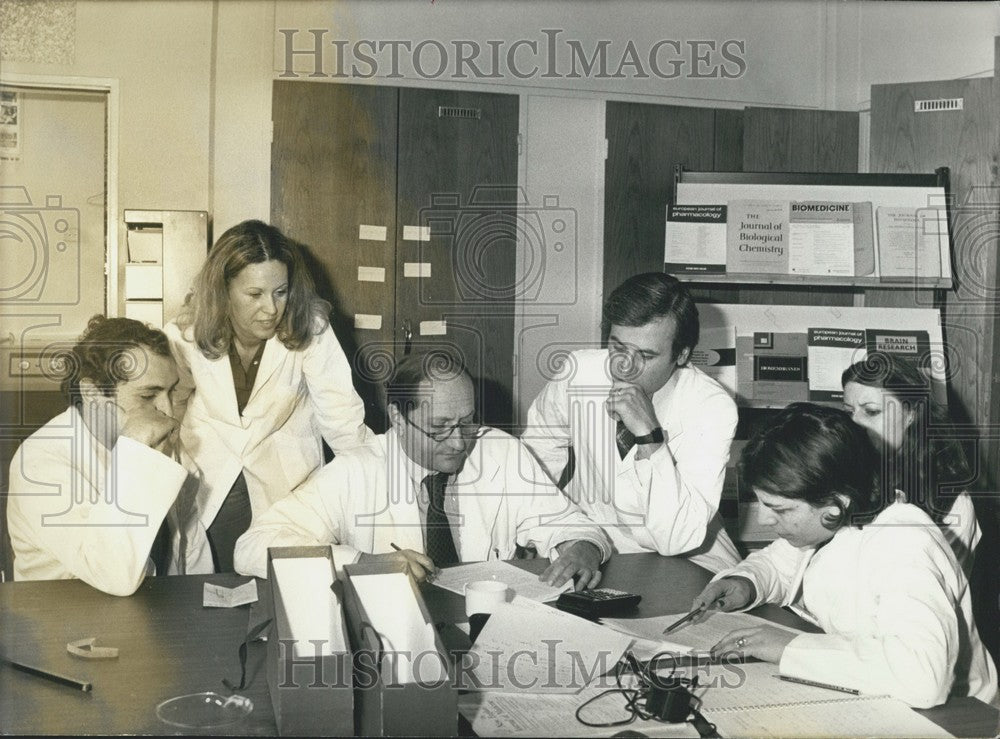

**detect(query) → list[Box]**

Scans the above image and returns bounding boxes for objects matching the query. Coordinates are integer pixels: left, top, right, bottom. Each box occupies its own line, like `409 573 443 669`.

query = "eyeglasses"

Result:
401 413 486 442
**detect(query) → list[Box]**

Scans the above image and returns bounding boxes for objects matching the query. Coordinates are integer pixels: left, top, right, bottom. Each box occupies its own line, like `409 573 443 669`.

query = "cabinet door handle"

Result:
401 319 413 354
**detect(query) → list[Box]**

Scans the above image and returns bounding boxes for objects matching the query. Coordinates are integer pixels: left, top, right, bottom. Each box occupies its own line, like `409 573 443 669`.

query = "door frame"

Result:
0 72 120 317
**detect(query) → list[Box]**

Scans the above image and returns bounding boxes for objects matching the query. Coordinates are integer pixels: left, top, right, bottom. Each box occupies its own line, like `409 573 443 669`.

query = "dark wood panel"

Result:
743 107 813 172
713 108 744 171
396 88 519 427
272 81 399 431
812 110 860 173
871 77 1000 485
604 102 717 302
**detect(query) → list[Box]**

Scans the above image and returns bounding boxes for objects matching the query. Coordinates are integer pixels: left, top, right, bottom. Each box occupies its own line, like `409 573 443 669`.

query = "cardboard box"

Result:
342 561 458 737
265 546 353 736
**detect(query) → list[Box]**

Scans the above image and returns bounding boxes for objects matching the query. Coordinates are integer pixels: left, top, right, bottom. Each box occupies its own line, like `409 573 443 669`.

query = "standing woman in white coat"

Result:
165 220 372 572
841 352 980 575
693 403 996 708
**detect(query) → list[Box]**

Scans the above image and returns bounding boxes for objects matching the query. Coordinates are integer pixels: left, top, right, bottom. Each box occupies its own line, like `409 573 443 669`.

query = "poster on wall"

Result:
0 89 21 161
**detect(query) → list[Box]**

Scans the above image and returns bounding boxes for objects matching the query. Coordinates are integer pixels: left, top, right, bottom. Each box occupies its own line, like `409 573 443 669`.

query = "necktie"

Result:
150 518 172 575
616 420 636 460
423 472 459 567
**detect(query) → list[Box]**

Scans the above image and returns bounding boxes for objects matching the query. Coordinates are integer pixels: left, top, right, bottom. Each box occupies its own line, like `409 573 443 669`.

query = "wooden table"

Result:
1 554 996 736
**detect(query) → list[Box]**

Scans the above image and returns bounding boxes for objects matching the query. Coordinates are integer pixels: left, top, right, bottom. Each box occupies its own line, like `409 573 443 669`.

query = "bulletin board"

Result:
668 169 952 288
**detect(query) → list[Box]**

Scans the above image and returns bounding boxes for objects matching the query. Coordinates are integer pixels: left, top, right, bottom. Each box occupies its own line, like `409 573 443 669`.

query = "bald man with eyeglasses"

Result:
234 350 611 589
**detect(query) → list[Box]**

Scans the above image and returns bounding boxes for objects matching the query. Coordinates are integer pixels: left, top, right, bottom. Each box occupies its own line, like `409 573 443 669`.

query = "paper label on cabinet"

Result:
354 314 382 330
402 225 431 241
357 266 385 282
404 262 431 278
358 224 387 241
420 320 446 336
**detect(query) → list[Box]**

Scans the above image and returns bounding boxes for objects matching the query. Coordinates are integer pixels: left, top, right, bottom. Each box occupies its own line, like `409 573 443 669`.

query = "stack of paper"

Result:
432 560 572 603
463 596 633 694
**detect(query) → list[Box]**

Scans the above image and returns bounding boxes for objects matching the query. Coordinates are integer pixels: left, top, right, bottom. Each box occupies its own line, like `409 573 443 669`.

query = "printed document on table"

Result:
703 695 950 738
464 596 633 694
460 686 700 737
603 611 801 653
432 560 571 602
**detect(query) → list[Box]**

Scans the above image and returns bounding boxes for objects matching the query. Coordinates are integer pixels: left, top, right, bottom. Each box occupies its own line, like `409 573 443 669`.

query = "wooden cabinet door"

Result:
272 81 398 430
395 88 519 427
872 76 1000 489
272 82 519 429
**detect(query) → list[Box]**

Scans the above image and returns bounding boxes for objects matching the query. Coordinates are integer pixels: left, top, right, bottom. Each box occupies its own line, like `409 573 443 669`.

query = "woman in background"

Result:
165 220 371 572
693 403 996 709
841 352 980 574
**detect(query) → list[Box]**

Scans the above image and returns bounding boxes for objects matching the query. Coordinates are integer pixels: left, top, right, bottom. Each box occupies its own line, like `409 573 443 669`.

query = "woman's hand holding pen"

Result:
689 576 756 623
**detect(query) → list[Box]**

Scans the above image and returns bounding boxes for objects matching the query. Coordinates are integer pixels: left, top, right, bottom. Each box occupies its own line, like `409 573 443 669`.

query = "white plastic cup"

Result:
464 580 509 616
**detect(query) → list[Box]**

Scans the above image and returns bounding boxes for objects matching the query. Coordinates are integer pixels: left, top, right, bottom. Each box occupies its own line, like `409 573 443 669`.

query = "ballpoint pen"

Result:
661 598 722 635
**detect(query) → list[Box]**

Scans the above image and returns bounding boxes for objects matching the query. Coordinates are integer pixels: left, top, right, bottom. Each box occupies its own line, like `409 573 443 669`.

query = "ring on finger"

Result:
735 637 748 649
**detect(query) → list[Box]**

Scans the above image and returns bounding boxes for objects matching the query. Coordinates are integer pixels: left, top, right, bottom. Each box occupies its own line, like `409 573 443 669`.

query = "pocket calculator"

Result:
556 588 642 619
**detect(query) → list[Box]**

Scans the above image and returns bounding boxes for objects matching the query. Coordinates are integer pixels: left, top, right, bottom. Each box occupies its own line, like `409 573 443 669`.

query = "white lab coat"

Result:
234 427 613 578
523 350 740 573
895 488 980 578
6 407 212 595
717 502 997 708
164 320 372 533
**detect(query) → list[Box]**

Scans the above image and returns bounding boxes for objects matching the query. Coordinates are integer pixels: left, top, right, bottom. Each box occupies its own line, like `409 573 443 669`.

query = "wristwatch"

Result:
632 427 664 445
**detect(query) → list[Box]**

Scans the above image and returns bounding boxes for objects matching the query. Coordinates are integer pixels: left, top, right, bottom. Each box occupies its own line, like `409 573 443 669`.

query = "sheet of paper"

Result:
270 556 346 657
465 596 633 693
432 560 571 603
203 579 258 608
354 313 382 330
357 266 385 282
358 224 387 241
603 611 801 654
349 571 446 684
693 661 866 711
460 687 700 737
703 695 950 738
419 320 447 336
404 262 431 277
402 224 431 241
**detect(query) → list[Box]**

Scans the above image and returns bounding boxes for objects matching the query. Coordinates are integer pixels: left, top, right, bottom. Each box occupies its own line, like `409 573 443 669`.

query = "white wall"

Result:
516 95 606 422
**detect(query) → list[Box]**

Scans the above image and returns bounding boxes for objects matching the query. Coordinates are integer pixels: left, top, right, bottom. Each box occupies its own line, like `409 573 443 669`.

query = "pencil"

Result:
777 674 859 695
390 542 402 552
3 656 92 692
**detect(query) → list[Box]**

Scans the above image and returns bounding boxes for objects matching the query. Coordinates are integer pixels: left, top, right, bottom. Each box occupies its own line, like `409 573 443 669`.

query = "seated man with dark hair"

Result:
7 316 212 595
523 272 740 573
235 349 611 588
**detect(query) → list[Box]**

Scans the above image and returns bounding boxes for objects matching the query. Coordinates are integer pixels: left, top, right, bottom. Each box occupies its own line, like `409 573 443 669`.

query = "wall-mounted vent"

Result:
438 106 481 120
914 98 963 113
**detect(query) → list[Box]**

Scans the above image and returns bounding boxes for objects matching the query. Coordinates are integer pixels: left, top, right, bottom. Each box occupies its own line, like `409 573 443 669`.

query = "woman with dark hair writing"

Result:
165 220 371 572
692 403 996 708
